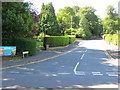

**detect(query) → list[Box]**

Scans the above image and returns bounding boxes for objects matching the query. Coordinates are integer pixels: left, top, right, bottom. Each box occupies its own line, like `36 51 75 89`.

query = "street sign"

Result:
0 46 16 56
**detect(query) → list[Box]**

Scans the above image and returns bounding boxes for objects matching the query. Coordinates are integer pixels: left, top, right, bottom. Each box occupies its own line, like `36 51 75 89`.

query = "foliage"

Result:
44 36 69 47
78 6 102 36
36 41 44 50
72 6 80 14
103 5 119 47
44 36 76 47
57 6 79 35
103 5 119 34
66 28 77 35
76 15 92 39
69 36 76 44
34 32 45 41
13 37 36 56
103 33 119 47
38 2 60 36
2 2 33 45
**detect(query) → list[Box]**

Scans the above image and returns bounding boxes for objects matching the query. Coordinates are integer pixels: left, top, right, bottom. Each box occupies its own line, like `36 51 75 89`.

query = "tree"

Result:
2 2 33 45
57 6 76 35
38 2 60 36
103 5 119 34
72 6 80 14
78 6 102 36
76 14 92 39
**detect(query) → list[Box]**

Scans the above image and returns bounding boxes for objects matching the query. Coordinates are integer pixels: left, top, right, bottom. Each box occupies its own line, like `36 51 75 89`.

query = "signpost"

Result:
0 46 16 56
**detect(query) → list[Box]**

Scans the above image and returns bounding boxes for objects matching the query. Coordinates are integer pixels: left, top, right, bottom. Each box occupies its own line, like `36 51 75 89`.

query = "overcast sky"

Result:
24 0 119 19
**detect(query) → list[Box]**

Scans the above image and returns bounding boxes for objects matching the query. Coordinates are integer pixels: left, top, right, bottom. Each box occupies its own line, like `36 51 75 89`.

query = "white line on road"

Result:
74 62 79 75
92 72 103 76
80 49 87 60
78 42 81 46
81 54 85 59
85 49 87 52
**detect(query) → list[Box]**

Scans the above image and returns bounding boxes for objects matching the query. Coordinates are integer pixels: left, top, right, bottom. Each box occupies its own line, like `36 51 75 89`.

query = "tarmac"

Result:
1 39 119 69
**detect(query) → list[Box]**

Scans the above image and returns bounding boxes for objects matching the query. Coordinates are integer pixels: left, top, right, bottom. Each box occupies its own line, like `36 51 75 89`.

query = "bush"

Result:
13 37 36 56
69 36 76 44
66 28 77 35
76 28 92 39
104 34 119 47
104 34 112 42
44 36 76 47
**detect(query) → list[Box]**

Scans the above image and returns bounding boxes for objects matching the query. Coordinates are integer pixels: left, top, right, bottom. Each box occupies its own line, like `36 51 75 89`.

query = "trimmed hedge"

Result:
69 36 76 44
44 36 76 47
13 37 36 56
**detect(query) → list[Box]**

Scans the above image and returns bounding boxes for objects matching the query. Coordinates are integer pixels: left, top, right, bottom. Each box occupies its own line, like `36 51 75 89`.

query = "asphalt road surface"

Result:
1 39 118 88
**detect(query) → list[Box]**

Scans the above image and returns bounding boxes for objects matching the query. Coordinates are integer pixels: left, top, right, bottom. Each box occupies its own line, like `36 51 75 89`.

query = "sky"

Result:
24 0 119 19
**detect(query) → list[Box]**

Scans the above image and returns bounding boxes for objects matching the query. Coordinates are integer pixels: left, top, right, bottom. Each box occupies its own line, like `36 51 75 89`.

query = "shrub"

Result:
44 36 69 47
76 28 92 39
13 37 36 56
69 36 76 44
66 28 77 35
44 36 76 47
104 34 112 42
104 33 119 47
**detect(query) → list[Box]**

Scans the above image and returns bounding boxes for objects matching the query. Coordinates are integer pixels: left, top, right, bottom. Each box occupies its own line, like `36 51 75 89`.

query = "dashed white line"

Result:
85 49 87 52
76 71 85 75
92 72 103 76
80 49 87 60
74 62 79 75
81 53 85 59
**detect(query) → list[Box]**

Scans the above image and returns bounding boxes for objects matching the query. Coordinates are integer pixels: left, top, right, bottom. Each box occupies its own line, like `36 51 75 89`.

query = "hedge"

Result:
13 37 36 56
44 36 76 47
69 36 76 44
103 34 119 47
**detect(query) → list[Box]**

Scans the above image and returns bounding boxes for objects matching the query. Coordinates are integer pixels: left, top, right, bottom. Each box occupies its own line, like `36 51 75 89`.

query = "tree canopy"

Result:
103 5 119 34
78 6 102 36
38 2 60 36
57 6 79 35
2 2 33 45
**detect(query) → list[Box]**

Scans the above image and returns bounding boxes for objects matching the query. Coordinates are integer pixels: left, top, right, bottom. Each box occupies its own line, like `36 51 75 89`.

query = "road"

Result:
1 39 118 88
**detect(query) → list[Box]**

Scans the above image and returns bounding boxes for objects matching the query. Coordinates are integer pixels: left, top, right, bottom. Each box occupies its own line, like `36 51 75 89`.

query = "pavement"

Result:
1 38 119 89
104 41 120 60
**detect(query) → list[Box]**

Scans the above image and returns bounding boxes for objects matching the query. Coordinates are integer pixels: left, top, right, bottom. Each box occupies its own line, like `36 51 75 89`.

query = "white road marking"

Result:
92 72 103 76
85 49 87 52
78 42 81 46
81 54 85 59
58 73 70 75
93 73 103 76
74 62 79 75
9 71 20 74
76 71 85 75
92 72 101 74
80 49 87 60
106 72 118 77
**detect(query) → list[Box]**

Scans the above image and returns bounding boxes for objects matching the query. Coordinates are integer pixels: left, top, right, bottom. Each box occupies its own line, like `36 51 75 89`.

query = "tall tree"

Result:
57 6 76 35
78 6 102 36
76 14 92 39
103 5 119 34
72 6 80 14
2 2 33 45
38 2 60 36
